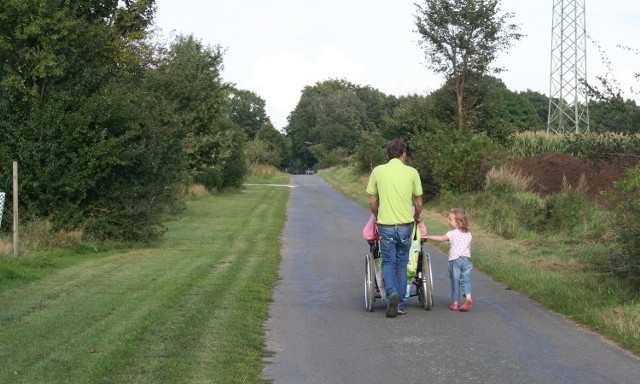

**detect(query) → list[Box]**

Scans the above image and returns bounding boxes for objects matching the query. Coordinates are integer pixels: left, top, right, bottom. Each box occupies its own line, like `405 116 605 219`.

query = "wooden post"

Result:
13 161 18 256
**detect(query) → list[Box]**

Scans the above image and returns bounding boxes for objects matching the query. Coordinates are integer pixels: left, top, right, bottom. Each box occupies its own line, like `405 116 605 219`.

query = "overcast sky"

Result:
153 0 640 129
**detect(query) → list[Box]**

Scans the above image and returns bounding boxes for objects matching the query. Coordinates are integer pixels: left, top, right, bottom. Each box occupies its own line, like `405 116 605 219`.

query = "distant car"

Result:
305 169 315 175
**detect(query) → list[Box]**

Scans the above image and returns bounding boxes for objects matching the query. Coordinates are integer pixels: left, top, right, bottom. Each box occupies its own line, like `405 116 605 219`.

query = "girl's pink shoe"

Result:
460 299 473 312
449 303 459 311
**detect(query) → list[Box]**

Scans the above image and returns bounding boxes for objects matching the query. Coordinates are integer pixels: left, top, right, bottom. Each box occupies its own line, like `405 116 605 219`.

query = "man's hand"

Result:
369 195 379 219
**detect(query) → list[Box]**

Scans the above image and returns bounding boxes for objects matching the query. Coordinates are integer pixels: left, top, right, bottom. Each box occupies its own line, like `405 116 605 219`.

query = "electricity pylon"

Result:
547 0 590 134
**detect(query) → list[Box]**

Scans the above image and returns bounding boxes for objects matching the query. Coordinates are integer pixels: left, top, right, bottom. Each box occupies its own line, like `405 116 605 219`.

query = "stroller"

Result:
363 216 434 312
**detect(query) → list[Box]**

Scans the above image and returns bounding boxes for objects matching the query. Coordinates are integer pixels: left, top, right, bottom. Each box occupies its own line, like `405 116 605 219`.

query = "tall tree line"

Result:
0 0 250 240
283 0 638 189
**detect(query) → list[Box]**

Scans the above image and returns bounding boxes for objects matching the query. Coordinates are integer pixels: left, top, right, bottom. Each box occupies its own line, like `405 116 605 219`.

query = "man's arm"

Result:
369 195 379 220
413 195 423 222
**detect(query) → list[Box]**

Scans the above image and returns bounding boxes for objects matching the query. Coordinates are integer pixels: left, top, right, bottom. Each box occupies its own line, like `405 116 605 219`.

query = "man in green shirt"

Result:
366 139 423 317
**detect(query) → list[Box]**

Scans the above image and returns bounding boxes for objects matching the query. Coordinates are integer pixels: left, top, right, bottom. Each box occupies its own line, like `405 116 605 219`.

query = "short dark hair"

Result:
387 139 406 159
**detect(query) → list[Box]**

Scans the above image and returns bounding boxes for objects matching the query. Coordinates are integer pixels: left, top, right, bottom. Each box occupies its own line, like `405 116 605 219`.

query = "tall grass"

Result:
246 164 290 185
513 130 640 159
0 220 85 257
484 165 533 194
511 131 568 157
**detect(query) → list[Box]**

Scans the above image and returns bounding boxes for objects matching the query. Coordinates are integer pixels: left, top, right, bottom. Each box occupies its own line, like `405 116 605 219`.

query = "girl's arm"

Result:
425 234 448 242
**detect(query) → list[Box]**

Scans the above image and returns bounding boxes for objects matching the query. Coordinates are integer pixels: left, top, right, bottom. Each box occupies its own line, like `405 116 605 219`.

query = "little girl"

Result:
425 208 473 312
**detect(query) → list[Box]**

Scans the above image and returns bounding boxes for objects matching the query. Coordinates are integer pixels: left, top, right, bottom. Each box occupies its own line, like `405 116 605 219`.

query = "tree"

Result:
227 88 270 140
582 41 640 133
0 0 194 240
285 79 367 168
588 98 640 134
414 0 522 130
353 85 399 131
519 90 549 128
149 34 239 185
354 131 387 174
255 123 288 167
466 76 541 142
381 94 449 142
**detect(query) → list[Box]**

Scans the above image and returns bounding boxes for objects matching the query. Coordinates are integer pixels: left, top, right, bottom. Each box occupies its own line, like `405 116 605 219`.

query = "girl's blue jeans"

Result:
449 256 473 302
378 224 413 310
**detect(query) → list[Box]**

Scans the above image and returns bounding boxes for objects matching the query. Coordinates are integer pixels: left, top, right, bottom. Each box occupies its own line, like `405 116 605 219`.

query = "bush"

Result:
608 164 640 284
543 176 609 238
564 132 640 160
221 127 247 189
484 165 533 194
411 130 508 197
315 147 350 169
353 131 386 174
194 168 223 192
460 191 545 239
248 164 279 179
482 196 520 238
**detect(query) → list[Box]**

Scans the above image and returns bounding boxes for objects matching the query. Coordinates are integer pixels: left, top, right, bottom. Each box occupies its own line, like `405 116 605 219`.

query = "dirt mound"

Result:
510 151 637 198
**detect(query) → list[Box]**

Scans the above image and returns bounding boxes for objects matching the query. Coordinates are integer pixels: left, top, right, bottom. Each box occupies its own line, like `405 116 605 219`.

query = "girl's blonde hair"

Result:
450 208 469 232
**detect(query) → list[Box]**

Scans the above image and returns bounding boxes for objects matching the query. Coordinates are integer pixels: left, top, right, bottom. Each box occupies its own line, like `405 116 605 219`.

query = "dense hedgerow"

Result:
608 165 640 285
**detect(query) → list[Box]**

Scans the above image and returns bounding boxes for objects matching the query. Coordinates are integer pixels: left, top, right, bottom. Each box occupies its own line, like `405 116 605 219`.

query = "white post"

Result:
13 161 18 256
0 192 4 227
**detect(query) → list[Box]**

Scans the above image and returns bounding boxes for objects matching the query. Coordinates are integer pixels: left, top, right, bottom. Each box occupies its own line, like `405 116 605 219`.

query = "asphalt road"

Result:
261 175 640 384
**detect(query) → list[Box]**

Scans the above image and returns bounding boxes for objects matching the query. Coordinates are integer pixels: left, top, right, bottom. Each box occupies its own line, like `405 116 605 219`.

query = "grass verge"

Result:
0 182 289 383
318 165 640 356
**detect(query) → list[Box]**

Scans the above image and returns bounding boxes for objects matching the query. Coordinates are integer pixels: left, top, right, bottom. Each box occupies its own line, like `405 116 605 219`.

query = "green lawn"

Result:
0 186 288 383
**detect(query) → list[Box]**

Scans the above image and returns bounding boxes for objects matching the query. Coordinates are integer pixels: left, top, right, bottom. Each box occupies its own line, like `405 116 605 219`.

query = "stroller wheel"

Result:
364 253 376 312
418 250 434 310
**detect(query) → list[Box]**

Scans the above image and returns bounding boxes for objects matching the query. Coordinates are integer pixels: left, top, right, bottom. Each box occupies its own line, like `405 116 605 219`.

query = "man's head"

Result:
387 139 407 160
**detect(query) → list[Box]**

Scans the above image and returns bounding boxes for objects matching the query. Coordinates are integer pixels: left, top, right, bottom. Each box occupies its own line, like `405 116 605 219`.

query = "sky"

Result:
153 0 640 130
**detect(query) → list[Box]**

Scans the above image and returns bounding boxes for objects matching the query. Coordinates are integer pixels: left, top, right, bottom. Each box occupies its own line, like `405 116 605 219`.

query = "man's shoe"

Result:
386 293 399 318
397 308 406 315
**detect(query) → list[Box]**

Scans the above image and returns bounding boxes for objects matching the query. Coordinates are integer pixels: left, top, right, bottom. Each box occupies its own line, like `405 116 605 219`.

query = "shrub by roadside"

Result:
606 164 640 285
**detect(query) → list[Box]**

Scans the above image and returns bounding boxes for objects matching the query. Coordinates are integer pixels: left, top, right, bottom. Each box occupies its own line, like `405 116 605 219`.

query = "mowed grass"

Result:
319 165 640 356
0 185 289 383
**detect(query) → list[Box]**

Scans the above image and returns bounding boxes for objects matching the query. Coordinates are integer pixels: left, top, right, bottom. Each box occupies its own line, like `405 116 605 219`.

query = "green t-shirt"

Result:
366 158 423 225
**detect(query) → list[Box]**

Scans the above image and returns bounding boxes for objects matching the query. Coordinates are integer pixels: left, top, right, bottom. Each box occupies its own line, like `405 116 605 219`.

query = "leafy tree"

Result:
148 34 240 186
354 131 387 174
353 85 399 130
228 88 270 140
219 119 247 189
285 79 367 168
255 123 288 167
518 90 549 129
588 98 640 134
310 89 364 149
469 76 541 142
428 76 540 144
414 0 522 130
314 147 350 169
410 129 507 197
0 0 184 240
381 94 450 142
245 140 272 166
581 40 640 134
82 77 187 240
